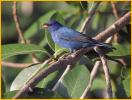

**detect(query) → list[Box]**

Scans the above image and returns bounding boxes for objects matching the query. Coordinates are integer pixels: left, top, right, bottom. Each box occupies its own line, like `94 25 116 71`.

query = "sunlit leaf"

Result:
10 63 54 91
24 10 57 39
55 63 90 98
2 44 50 60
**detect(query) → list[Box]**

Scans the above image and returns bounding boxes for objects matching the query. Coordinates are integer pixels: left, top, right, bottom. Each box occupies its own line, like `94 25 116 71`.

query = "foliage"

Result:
2 1 130 99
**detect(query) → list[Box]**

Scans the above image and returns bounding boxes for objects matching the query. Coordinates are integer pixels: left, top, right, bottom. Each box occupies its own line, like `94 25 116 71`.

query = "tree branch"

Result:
13 1 40 63
111 2 119 19
94 11 130 42
2 61 33 68
52 65 71 91
13 2 26 44
80 61 101 99
94 47 113 98
13 11 130 99
80 2 100 32
80 36 113 99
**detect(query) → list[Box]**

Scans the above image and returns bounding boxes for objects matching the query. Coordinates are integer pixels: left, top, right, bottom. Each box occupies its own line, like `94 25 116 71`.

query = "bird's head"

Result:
42 20 62 30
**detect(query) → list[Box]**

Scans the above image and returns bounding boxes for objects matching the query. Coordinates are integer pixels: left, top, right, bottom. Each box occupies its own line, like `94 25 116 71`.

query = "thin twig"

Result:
13 11 130 99
94 47 113 98
80 36 113 99
80 2 100 32
111 2 120 43
13 2 26 44
31 53 40 63
111 2 119 19
80 61 101 99
52 65 71 91
13 1 40 63
94 11 130 42
2 61 33 68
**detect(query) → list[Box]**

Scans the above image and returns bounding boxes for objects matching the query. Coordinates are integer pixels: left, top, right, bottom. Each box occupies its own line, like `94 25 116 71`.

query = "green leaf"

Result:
3 90 18 99
55 63 90 98
10 62 59 91
122 76 130 97
2 76 6 97
108 42 130 57
91 78 106 90
2 44 50 60
50 12 65 25
54 48 68 58
27 88 63 98
45 29 55 51
10 63 41 91
115 77 129 98
88 2 95 12
24 10 57 39
10 62 50 91
92 13 100 30
36 70 59 89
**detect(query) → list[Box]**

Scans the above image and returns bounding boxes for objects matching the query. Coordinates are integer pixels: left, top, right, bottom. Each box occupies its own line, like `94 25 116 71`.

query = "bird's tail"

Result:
96 42 115 50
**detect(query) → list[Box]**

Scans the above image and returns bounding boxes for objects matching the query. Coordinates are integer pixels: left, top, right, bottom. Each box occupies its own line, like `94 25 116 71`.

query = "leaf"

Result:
92 13 100 30
2 44 50 60
27 88 63 98
54 48 68 58
108 42 130 57
122 76 130 97
10 62 60 91
115 77 129 98
50 12 65 25
2 76 6 97
24 10 57 39
45 29 55 51
36 70 59 89
10 62 55 91
55 63 90 98
3 90 18 99
91 78 106 90
88 2 95 12
10 63 41 91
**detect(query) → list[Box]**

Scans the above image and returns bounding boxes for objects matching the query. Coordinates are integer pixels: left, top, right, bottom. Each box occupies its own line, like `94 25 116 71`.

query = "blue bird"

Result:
43 20 113 53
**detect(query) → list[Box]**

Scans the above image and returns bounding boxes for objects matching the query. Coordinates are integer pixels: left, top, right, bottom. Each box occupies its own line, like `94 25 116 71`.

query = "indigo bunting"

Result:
43 20 113 52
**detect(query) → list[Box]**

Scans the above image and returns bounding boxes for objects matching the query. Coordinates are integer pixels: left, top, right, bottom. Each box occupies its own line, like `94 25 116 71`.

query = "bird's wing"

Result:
57 27 97 43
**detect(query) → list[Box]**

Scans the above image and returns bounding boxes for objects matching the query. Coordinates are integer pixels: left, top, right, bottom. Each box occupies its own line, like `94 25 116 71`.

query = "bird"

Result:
42 20 113 53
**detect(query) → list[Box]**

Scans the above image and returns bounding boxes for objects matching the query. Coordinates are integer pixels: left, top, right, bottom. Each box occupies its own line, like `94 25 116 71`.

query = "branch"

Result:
13 48 89 98
111 2 119 19
94 47 113 98
94 11 130 41
13 2 26 44
80 2 100 32
2 61 33 68
52 65 71 91
13 1 40 63
80 61 101 99
80 36 113 99
13 11 130 99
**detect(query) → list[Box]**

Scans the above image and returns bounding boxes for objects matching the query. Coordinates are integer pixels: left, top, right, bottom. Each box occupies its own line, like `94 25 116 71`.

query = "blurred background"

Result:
2 1 131 98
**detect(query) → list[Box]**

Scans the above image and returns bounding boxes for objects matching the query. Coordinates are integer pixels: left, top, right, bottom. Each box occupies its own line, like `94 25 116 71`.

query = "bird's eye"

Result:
48 24 52 26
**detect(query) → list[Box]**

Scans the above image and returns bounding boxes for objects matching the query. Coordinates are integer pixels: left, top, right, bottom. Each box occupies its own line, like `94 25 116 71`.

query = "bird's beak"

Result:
41 23 49 29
